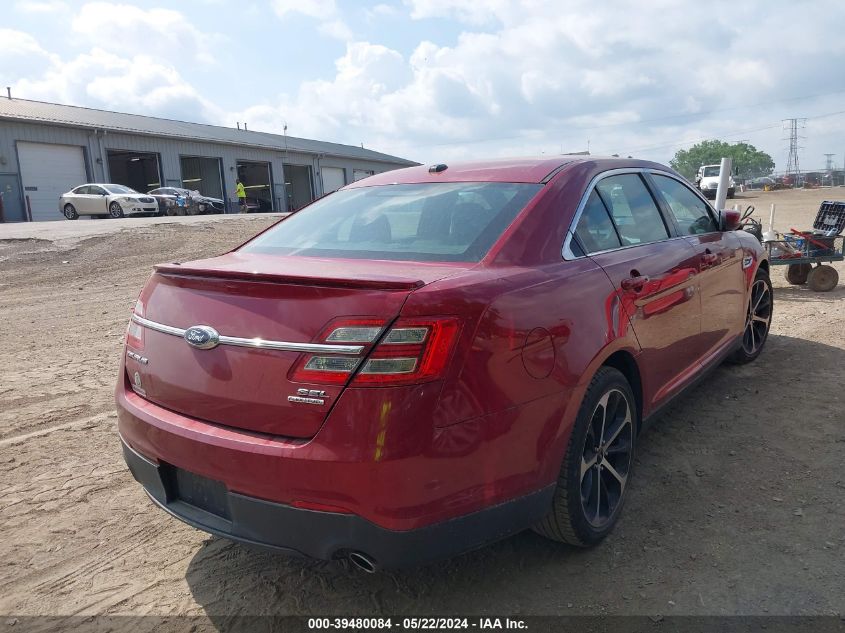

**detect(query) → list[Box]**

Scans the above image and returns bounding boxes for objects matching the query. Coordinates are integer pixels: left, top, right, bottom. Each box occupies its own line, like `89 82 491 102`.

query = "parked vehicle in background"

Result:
60 184 158 219
748 176 776 190
148 187 225 215
117 157 771 570
695 164 735 199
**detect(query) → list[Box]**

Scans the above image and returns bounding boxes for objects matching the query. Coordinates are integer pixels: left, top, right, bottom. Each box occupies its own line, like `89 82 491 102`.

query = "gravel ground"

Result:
0 189 843 623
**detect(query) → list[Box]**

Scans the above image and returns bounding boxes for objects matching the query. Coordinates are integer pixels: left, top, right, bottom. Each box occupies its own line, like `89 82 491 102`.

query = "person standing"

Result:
235 179 247 213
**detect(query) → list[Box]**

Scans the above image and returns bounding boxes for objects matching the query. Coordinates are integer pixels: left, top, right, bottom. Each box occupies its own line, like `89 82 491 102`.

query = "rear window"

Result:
242 182 542 262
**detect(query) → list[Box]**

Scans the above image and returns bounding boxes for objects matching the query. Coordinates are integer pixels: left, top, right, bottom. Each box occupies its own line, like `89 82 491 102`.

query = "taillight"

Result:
126 299 145 350
353 318 460 386
290 317 460 387
290 318 385 385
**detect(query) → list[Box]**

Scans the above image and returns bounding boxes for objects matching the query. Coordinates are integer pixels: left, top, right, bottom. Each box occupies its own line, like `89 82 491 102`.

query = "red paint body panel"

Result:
116 156 767 550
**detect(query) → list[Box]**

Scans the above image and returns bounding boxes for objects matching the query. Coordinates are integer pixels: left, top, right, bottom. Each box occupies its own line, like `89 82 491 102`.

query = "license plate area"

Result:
162 465 231 520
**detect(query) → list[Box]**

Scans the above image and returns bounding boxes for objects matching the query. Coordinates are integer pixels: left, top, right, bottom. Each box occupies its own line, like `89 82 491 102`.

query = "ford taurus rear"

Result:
116 158 770 569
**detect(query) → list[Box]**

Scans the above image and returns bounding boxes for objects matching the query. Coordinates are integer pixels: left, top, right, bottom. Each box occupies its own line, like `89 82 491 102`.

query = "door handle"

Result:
621 275 649 291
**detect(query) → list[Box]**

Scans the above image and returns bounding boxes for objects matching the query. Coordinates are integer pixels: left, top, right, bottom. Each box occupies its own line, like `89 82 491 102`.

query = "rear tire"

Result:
785 263 811 285
109 202 124 218
534 366 636 546
62 204 78 220
729 269 773 364
807 265 839 292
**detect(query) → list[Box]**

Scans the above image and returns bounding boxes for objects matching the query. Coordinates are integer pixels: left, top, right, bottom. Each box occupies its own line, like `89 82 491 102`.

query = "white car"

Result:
59 183 160 219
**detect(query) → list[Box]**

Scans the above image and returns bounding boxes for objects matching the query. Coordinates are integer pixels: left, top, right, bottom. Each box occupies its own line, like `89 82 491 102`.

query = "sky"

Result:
3 0 845 172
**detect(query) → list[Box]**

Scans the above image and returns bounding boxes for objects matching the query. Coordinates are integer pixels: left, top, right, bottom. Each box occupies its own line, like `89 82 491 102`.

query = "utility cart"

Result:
743 200 845 292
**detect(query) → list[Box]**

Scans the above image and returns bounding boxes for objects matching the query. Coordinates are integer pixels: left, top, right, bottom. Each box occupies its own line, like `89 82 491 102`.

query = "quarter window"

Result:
651 174 718 234
595 174 669 245
574 191 621 254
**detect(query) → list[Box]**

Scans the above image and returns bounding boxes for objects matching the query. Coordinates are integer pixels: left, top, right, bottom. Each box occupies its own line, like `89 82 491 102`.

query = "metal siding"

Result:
0 98 417 166
0 119 414 220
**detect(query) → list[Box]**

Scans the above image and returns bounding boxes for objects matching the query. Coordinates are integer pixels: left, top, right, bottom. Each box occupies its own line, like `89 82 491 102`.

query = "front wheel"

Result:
729 269 773 364
534 366 636 546
63 203 78 220
109 202 124 218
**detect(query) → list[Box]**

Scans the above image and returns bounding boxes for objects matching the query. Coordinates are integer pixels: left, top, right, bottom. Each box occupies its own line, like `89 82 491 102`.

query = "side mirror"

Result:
720 209 741 231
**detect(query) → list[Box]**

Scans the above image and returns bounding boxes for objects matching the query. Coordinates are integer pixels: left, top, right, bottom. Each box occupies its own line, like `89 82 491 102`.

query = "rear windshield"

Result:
242 182 542 262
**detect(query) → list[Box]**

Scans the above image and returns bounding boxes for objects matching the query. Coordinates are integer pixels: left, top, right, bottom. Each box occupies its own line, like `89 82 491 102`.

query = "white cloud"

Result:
319 19 353 40
0 28 60 82
5 0 845 171
272 0 337 19
12 47 220 122
368 3 399 18
3 4 222 124
272 0 352 40
71 2 220 64
255 0 845 168
403 0 515 25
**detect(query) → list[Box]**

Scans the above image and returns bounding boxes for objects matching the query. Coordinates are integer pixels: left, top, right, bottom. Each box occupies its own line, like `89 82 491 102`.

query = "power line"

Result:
614 108 845 157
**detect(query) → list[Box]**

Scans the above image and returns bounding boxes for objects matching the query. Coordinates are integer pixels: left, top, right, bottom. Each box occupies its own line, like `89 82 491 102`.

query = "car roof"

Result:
345 156 673 187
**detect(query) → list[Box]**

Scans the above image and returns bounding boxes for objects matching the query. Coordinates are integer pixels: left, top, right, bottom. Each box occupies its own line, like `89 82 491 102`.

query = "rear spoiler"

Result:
153 263 425 291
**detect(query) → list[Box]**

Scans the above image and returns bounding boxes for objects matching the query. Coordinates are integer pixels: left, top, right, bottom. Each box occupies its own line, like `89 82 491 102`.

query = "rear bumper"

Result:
121 438 554 568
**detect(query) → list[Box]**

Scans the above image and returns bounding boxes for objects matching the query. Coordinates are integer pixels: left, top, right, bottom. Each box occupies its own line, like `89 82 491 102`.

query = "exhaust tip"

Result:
348 551 378 573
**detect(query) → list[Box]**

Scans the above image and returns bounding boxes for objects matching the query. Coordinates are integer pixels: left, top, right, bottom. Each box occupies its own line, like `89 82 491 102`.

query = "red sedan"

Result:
117 157 771 571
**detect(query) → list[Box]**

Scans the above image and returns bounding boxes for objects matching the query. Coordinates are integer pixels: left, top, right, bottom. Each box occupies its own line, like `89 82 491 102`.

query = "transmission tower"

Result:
783 118 805 178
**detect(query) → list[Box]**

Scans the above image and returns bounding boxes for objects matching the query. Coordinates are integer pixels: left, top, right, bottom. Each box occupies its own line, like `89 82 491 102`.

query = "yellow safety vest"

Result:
236 183 246 198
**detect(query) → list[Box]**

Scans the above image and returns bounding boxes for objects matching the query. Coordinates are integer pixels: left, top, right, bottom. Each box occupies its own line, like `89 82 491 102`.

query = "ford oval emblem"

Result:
184 325 220 350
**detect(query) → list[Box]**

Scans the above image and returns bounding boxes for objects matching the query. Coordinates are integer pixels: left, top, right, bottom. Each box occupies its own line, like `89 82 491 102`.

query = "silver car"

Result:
59 183 160 219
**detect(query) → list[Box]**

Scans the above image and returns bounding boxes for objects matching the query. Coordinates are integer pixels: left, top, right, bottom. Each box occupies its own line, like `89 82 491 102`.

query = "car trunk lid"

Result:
128 253 466 438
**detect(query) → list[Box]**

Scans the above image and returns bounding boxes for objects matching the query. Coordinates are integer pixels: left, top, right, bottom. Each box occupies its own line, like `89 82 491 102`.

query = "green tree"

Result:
670 140 775 180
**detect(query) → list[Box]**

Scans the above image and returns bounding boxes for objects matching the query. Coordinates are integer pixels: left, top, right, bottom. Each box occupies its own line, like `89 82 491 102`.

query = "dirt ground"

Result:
1 189 843 623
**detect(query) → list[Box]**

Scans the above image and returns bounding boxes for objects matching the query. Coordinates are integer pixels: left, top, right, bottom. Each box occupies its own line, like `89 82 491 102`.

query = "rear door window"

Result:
651 174 718 234
574 191 621 254
596 174 669 245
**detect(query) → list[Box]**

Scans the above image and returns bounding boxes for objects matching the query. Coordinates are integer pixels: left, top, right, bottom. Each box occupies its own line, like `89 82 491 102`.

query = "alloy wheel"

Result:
580 388 633 528
742 279 772 355
109 202 123 218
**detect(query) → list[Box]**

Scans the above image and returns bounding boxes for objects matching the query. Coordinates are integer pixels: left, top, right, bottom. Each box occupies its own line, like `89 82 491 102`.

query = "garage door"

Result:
18 142 87 222
321 167 346 194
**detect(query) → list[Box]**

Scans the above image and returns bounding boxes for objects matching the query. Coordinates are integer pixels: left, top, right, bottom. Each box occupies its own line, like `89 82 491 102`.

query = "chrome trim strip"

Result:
130 314 365 355
132 314 185 337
